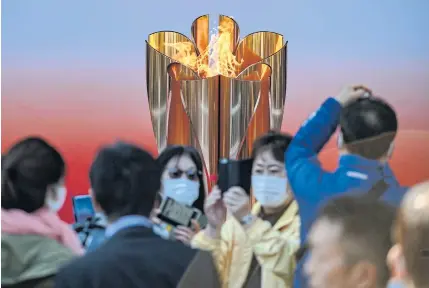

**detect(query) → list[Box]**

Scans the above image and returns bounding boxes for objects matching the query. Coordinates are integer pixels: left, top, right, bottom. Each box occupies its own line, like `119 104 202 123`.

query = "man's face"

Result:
305 218 378 288
305 218 352 288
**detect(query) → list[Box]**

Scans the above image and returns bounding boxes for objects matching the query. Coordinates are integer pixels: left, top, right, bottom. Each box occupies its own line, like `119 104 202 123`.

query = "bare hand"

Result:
151 208 162 225
204 186 227 229
173 220 200 246
335 85 372 106
223 186 251 220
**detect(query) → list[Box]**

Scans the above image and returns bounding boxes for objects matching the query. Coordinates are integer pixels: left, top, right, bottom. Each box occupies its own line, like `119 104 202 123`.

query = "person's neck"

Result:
340 150 389 163
262 198 292 215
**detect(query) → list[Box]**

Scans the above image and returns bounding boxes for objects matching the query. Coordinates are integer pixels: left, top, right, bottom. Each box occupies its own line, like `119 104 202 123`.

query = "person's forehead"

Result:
309 218 343 247
166 154 196 169
254 149 281 165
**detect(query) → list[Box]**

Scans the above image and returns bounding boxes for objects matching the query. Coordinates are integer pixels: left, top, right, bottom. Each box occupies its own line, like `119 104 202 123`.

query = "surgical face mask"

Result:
251 175 289 208
163 178 200 206
46 186 67 212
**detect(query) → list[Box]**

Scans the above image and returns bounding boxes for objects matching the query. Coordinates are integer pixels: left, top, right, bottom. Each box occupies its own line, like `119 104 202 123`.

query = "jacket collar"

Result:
251 200 298 231
339 154 396 177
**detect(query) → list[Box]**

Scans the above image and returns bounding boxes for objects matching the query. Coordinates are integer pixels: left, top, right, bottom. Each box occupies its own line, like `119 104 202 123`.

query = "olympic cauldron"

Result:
146 14 287 187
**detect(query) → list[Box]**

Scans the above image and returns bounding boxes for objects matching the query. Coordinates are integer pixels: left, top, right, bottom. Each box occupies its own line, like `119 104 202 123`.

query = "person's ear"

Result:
89 188 102 212
387 244 407 278
349 261 377 288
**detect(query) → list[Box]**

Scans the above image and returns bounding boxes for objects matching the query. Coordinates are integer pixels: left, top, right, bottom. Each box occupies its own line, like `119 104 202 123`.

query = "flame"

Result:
165 21 243 78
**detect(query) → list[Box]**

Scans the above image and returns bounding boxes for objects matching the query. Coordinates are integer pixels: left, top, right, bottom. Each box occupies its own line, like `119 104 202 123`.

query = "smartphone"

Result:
217 158 253 194
72 195 95 223
158 197 202 227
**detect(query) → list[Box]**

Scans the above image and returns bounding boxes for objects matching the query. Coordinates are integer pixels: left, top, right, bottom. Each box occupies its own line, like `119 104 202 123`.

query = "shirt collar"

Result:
105 215 152 238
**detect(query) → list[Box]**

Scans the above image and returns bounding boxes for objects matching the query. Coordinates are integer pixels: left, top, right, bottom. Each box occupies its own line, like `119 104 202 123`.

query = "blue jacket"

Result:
286 97 407 288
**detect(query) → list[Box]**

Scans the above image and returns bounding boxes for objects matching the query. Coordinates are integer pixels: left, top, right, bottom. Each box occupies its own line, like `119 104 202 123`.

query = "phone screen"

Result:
72 195 95 223
158 197 195 227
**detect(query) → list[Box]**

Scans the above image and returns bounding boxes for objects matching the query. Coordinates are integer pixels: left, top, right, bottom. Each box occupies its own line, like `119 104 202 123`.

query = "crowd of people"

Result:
1 85 428 288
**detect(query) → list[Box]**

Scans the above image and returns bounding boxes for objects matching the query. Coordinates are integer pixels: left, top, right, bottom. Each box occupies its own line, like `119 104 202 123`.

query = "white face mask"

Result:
46 186 67 212
163 178 200 206
251 175 289 208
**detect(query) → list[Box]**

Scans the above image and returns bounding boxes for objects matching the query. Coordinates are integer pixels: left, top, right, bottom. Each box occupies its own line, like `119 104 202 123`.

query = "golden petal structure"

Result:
146 15 287 185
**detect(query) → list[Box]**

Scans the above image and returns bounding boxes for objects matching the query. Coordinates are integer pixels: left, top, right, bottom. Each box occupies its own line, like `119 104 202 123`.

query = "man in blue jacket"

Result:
286 85 407 287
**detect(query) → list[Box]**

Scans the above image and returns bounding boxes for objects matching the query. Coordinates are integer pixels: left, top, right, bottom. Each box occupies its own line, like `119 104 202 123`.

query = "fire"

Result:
165 21 243 78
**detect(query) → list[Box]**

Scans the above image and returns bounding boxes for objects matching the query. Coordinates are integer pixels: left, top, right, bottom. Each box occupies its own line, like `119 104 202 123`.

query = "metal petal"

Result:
146 38 198 152
235 31 287 130
180 76 220 177
234 63 272 159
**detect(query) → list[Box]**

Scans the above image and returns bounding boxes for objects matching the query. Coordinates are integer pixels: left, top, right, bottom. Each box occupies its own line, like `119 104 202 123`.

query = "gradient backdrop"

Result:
2 0 429 222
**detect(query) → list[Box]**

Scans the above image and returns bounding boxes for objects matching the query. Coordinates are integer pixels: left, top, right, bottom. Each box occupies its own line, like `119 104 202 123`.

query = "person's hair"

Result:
1 137 65 213
340 97 397 160
89 142 161 219
396 182 429 288
251 131 293 163
156 145 206 212
318 195 396 288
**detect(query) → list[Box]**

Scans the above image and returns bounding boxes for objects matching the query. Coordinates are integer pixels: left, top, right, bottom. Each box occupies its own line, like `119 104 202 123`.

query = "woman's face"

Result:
251 149 286 178
161 154 199 182
160 154 201 204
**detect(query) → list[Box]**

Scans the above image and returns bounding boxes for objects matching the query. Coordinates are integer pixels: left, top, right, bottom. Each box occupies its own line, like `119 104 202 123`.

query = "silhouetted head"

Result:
2 137 66 213
339 97 398 160
89 142 161 220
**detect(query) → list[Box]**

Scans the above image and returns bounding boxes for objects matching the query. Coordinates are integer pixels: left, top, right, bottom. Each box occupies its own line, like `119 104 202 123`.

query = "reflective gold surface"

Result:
146 16 288 186
235 63 272 160
191 15 209 58
146 32 197 152
236 32 287 130
180 77 219 178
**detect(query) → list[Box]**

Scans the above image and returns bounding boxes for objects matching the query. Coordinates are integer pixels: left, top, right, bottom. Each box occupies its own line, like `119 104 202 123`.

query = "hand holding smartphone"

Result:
217 158 253 194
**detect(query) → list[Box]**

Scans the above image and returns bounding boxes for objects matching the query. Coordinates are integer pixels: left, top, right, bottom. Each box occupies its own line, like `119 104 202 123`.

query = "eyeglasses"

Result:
167 167 199 181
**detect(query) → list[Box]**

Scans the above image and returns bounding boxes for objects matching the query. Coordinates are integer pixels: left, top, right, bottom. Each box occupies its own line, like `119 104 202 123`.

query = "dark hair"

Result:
340 97 397 160
318 195 396 287
1 137 65 213
251 131 293 163
156 145 206 212
89 142 161 219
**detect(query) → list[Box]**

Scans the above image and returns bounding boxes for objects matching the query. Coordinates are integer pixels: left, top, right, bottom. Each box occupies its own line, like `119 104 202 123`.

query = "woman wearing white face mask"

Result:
181 132 301 288
1 137 83 288
152 145 207 245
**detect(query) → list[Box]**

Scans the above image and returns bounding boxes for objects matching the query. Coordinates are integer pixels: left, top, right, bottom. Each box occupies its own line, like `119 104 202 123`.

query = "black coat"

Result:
54 226 196 288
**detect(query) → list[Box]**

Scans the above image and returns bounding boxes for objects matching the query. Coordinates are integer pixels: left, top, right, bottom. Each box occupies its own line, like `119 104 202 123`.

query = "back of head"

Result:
89 142 161 219
319 196 396 287
340 97 397 160
251 130 293 162
397 181 429 288
1 137 65 213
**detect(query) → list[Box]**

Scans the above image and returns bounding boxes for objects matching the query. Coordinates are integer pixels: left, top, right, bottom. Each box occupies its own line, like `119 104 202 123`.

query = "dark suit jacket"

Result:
54 226 196 288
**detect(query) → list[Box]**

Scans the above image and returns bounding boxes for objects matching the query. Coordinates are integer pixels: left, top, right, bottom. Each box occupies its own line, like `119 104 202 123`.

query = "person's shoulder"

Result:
153 238 196 263
383 185 408 207
57 242 111 277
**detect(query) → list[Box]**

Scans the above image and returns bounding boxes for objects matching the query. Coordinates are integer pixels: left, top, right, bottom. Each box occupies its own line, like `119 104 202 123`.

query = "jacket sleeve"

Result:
286 97 343 202
246 216 301 279
191 230 220 251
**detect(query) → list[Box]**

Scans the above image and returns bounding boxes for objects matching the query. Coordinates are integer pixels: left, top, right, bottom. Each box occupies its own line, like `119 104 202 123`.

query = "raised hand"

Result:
204 186 227 230
174 220 200 246
335 85 373 106
223 186 251 220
